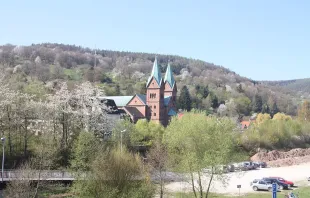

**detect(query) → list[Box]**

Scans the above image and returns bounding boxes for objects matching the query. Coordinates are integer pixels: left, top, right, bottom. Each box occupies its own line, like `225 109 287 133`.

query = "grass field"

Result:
170 186 310 198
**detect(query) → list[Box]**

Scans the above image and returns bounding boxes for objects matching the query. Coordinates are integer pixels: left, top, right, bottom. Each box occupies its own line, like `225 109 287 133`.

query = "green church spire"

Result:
147 56 162 87
164 63 175 88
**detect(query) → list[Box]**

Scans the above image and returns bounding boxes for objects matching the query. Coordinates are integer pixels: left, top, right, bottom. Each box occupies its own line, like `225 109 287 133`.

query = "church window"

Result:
154 113 156 116
150 93 156 99
154 105 156 109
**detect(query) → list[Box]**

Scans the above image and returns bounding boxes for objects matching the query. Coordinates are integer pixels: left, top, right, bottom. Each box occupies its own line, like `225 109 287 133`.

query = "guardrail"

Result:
0 170 76 181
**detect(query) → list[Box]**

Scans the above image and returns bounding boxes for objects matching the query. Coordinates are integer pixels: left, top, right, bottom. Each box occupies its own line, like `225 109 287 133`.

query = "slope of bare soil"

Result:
251 148 310 167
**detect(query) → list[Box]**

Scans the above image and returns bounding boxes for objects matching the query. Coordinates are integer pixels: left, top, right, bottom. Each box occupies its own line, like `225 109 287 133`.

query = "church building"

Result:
102 57 177 126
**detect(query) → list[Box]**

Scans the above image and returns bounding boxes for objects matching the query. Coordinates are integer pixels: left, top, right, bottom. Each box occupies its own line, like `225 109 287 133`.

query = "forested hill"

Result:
0 43 307 118
261 78 310 96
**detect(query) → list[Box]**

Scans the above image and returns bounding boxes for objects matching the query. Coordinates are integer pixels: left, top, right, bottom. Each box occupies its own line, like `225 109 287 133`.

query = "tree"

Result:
70 131 100 171
177 86 192 111
207 92 219 109
234 96 251 118
115 84 121 95
147 139 168 198
268 98 279 117
236 84 243 93
126 84 134 95
273 112 292 121
262 103 270 114
130 119 164 146
298 100 310 122
195 85 209 99
252 94 263 113
256 113 271 125
71 148 154 198
164 112 237 198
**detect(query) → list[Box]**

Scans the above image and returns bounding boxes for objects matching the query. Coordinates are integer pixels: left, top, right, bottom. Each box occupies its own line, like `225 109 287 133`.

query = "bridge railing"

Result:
0 170 76 181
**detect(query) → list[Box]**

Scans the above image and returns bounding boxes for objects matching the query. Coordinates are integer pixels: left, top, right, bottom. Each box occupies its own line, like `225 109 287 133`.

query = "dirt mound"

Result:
251 148 310 167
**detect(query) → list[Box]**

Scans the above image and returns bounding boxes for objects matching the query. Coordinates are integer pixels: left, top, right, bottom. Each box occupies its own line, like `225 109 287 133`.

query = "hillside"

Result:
0 43 307 118
262 78 310 98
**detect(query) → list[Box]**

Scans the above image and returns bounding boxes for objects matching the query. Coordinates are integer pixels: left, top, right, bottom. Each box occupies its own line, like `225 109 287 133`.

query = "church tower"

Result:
146 57 165 124
164 63 177 108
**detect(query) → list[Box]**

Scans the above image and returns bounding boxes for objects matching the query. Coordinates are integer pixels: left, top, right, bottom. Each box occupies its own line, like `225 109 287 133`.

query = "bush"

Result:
240 119 310 151
71 148 155 198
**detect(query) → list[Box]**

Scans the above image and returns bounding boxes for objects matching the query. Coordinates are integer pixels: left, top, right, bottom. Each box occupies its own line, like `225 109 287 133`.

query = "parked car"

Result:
245 161 256 170
269 177 294 187
262 177 289 190
227 164 235 172
250 179 276 191
253 161 267 168
238 162 250 171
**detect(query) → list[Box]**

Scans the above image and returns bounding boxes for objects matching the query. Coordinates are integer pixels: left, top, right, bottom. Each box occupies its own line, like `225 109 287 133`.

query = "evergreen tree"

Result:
269 101 279 117
126 84 134 95
208 92 219 109
202 86 209 98
177 86 192 111
262 103 270 114
115 85 121 95
252 94 263 112
237 84 243 93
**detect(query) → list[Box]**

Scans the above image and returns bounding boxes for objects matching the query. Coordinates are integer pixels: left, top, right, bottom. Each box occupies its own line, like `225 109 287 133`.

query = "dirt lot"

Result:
165 162 310 195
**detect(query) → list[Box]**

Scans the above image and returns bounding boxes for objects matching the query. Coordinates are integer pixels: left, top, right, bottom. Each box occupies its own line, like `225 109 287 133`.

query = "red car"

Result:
269 177 294 187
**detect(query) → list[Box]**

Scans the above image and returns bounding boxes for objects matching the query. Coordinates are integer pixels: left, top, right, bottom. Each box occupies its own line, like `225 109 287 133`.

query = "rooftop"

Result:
99 96 133 107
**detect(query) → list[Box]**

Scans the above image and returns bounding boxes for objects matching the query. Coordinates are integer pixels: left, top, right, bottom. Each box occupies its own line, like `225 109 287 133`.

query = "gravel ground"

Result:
164 162 310 195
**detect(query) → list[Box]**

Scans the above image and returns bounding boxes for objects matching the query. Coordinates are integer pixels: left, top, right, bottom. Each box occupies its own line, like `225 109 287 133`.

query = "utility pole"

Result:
120 129 126 153
1 137 5 183
94 45 97 67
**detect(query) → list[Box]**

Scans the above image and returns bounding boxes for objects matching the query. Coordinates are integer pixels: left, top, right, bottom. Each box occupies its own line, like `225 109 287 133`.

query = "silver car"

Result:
250 179 276 191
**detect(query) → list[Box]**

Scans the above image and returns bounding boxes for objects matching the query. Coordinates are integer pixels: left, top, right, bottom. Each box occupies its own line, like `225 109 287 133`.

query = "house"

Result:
100 57 177 126
240 120 251 130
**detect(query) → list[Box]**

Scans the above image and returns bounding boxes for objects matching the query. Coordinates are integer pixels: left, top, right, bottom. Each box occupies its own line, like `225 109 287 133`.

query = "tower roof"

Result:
164 63 175 88
147 57 162 87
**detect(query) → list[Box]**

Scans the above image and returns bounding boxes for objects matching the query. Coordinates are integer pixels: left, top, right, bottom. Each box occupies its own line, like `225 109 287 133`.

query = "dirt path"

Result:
165 162 310 195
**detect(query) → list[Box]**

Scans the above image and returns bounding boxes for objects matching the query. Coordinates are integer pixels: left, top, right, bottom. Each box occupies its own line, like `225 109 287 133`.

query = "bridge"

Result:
0 170 184 182
0 170 77 181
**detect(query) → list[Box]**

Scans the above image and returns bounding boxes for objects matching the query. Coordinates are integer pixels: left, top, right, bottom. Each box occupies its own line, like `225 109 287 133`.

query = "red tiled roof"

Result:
240 121 251 129
178 113 184 118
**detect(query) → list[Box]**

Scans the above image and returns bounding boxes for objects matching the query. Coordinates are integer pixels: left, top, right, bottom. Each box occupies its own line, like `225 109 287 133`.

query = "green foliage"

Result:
252 94 263 113
236 84 243 93
64 69 83 81
262 103 270 114
71 148 155 198
70 131 100 171
126 84 134 95
104 85 123 96
207 92 219 109
164 112 238 197
178 86 192 111
23 80 48 100
130 119 165 146
165 113 237 171
241 118 310 151
298 100 310 122
268 98 279 116
235 96 251 116
195 85 209 99
100 73 113 83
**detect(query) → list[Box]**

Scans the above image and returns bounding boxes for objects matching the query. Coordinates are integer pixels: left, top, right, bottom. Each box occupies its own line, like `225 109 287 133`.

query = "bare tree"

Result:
147 140 168 198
